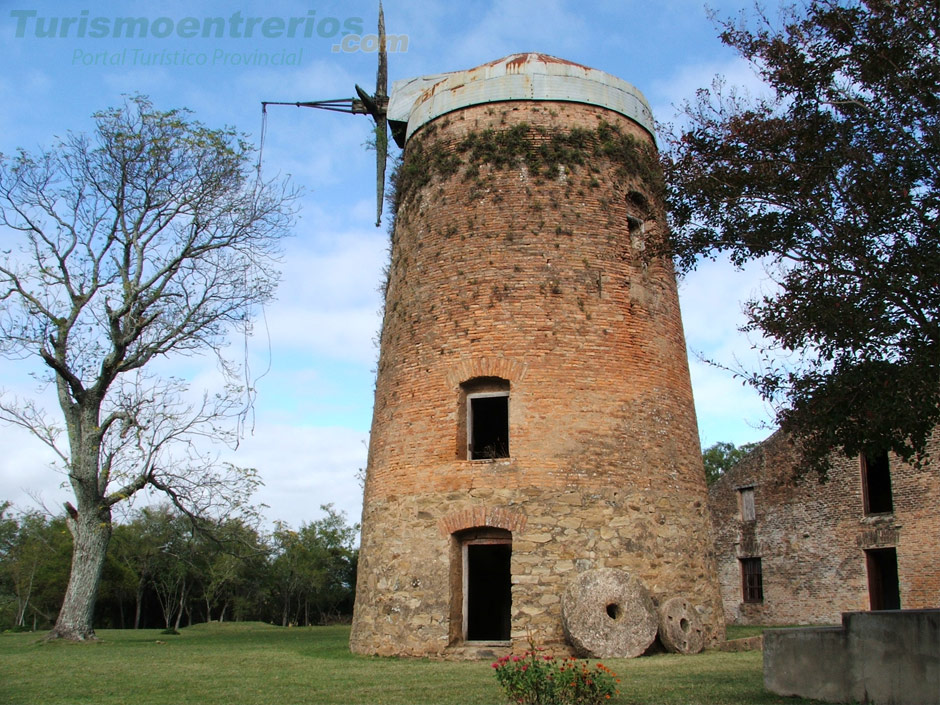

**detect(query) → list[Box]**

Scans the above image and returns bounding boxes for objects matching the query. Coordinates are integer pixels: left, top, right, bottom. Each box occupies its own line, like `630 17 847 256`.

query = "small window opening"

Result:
861 452 893 514
740 557 763 603
626 190 651 238
626 190 650 216
738 487 756 522
459 377 510 460
469 394 509 459
606 603 622 620
865 547 900 610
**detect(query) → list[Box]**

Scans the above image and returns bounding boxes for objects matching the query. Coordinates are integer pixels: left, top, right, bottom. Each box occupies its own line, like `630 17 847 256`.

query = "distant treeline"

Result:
0 501 358 631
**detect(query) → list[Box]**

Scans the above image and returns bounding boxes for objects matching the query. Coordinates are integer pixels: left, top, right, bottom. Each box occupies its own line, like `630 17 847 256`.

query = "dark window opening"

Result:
458 377 510 461
866 547 900 610
466 542 512 641
741 557 763 603
862 452 893 514
469 394 509 459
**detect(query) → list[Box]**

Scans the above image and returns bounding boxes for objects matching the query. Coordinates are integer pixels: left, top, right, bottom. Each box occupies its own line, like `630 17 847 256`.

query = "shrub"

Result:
492 648 619 705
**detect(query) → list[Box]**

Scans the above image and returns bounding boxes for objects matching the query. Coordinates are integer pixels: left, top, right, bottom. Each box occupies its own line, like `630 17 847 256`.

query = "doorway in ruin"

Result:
451 528 512 642
865 547 900 610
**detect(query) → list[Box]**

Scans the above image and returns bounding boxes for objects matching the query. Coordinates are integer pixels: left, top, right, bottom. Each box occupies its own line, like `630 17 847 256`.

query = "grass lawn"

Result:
725 624 770 640
0 622 818 705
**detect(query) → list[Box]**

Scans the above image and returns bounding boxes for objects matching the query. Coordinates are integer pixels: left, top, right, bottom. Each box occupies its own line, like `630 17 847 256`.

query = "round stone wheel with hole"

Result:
561 568 657 658
658 596 705 654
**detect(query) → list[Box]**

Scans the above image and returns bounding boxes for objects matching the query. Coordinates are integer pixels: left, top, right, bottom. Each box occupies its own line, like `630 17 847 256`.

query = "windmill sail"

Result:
374 2 388 227
261 2 390 227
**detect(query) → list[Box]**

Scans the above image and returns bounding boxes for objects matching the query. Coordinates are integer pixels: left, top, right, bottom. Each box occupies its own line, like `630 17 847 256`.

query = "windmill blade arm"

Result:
261 99 358 114
375 114 388 227
377 2 388 100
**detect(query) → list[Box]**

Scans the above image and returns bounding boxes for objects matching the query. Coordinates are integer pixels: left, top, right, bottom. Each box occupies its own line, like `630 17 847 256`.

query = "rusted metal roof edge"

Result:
388 58 656 144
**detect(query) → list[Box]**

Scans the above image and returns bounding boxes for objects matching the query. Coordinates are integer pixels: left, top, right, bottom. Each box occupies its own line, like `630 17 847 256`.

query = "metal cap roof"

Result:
387 53 655 145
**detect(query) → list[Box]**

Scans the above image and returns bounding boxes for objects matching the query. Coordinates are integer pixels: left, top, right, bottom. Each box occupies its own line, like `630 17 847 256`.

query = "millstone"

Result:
561 568 657 658
658 596 705 654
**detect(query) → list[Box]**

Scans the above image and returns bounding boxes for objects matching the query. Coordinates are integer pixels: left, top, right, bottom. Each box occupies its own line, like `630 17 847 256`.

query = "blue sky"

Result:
0 0 779 530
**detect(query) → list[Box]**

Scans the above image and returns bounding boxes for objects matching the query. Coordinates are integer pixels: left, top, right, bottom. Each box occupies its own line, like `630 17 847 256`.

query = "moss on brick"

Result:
389 120 662 219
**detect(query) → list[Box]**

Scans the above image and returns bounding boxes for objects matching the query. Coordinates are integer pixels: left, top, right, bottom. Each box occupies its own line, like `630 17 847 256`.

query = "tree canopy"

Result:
702 441 759 486
663 0 940 470
0 96 295 639
0 502 359 631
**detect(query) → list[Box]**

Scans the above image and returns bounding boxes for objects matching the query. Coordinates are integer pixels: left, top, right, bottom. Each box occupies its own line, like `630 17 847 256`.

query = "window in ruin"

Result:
861 452 893 515
450 528 512 643
738 487 756 522
865 547 900 610
740 557 764 603
459 377 510 460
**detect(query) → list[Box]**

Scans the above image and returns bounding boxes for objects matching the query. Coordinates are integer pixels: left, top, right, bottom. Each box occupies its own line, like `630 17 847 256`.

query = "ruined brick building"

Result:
709 428 940 625
349 54 725 657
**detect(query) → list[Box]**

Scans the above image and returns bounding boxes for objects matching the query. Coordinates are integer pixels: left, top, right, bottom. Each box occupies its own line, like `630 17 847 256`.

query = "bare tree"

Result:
0 96 295 640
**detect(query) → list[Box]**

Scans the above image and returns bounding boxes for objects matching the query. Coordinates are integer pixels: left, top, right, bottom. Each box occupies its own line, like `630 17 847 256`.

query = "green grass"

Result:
725 624 770 640
725 624 833 641
0 623 818 705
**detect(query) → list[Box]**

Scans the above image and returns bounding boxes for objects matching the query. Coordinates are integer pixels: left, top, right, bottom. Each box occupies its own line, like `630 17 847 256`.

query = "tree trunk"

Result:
14 562 37 627
49 505 112 640
134 578 144 629
173 578 187 631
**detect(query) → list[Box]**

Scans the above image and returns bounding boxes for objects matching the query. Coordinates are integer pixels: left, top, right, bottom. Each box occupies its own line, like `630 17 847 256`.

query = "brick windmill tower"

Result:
349 53 724 658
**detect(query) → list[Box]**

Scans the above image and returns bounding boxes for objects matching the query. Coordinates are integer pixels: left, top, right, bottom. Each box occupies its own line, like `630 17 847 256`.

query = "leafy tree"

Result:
663 1 940 471
702 441 758 485
145 507 196 632
0 502 20 626
0 96 295 639
269 505 358 626
196 518 267 624
107 516 165 629
301 505 359 624
0 507 71 629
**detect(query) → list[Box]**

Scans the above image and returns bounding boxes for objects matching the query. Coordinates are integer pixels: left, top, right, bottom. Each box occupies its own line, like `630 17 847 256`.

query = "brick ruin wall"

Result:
350 101 725 656
708 429 940 625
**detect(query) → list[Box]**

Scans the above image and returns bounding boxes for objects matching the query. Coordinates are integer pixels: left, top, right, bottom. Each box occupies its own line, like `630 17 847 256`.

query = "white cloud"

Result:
679 260 778 448
224 423 367 530
649 54 773 128
445 0 589 67
0 422 69 516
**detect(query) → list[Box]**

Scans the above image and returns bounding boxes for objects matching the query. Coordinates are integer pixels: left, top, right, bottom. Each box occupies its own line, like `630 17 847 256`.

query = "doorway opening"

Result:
451 528 512 643
865 547 900 610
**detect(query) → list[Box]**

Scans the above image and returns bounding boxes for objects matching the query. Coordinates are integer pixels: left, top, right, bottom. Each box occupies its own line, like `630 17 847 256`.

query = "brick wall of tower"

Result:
708 429 940 626
350 100 725 656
